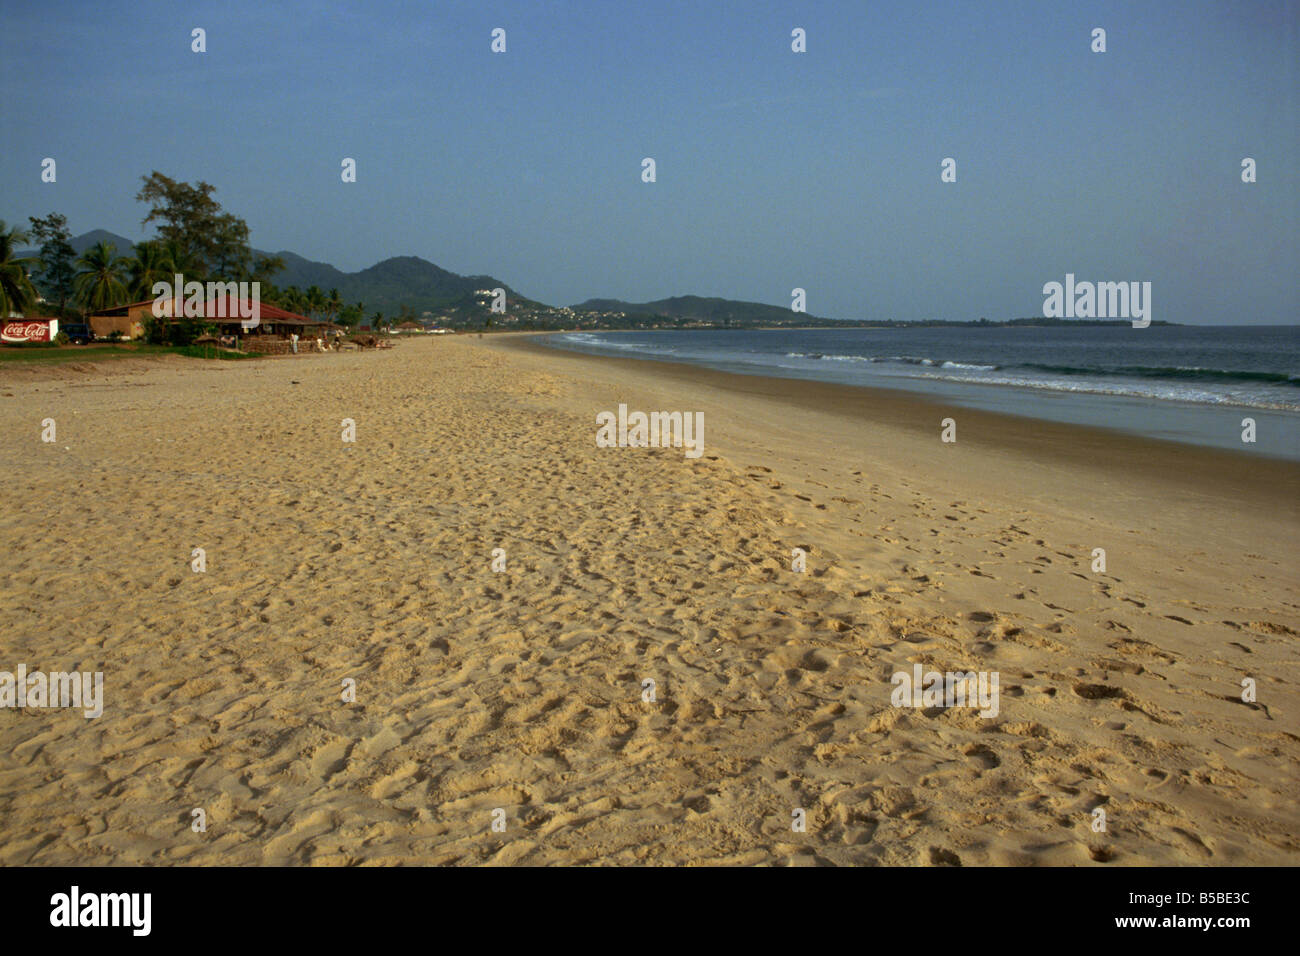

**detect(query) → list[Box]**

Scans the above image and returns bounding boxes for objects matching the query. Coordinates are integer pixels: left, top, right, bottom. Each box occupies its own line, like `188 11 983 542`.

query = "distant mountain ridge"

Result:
20 230 831 324
269 251 538 313
572 294 830 324
30 229 143 258
20 231 540 314
22 232 827 322
16 230 1175 330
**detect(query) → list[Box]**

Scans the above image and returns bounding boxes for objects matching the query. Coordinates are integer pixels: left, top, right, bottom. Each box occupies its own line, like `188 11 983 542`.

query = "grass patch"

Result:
0 343 259 365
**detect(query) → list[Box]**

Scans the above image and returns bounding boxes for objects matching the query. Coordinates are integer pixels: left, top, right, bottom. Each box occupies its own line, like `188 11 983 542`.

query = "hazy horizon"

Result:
2 0 1296 324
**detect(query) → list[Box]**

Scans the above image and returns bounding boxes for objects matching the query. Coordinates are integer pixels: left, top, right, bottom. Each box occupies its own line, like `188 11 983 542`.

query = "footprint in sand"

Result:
963 743 1001 770
310 740 353 782
928 846 962 866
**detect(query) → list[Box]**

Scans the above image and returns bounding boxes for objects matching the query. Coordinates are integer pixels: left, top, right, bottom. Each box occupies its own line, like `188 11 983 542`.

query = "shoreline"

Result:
501 332 1300 507
519 328 1300 462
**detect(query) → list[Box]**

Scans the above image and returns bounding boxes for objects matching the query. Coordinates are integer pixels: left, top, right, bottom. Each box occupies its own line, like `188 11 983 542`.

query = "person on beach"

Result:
290 332 299 354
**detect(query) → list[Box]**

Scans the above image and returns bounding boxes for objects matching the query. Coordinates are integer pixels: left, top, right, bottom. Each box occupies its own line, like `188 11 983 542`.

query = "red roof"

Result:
199 295 317 324
89 295 318 325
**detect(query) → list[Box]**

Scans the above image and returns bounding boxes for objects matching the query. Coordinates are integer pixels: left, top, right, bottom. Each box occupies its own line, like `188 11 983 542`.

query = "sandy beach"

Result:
0 333 1296 866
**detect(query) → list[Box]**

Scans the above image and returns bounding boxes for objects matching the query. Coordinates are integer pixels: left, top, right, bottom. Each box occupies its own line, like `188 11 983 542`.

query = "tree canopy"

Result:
27 213 77 316
0 220 40 317
136 171 281 285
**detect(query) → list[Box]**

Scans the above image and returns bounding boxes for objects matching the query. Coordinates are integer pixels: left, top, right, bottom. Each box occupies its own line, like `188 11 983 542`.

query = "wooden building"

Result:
89 294 326 345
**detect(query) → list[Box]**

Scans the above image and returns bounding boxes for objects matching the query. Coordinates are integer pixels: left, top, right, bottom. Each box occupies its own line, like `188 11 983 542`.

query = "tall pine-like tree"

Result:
27 213 76 316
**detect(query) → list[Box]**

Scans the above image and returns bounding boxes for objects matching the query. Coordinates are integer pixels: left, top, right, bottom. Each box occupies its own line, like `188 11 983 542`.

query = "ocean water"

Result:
542 325 1300 460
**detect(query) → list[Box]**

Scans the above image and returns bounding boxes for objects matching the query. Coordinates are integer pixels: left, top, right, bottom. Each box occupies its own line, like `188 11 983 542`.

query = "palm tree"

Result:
126 241 176 301
282 286 305 314
326 287 342 324
159 238 204 282
74 241 129 313
0 220 40 317
305 285 325 320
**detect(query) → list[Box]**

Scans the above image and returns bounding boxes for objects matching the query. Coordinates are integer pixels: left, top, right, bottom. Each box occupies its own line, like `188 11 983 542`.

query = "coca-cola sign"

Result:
1 320 56 343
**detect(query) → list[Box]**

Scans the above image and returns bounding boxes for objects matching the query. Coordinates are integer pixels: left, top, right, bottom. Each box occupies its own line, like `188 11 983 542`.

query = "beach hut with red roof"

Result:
89 293 326 348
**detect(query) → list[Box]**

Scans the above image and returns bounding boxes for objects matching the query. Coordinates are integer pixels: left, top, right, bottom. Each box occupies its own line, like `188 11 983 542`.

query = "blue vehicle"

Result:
61 323 94 344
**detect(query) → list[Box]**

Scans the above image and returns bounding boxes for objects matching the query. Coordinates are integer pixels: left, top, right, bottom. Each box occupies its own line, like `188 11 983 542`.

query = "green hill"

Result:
572 294 830 325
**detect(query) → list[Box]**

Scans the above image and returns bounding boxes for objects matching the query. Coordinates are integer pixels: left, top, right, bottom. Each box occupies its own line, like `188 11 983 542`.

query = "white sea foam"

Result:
553 334 1300 413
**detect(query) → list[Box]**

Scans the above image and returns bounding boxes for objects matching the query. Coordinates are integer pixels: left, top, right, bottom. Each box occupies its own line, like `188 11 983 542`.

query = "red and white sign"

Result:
1 319 57 343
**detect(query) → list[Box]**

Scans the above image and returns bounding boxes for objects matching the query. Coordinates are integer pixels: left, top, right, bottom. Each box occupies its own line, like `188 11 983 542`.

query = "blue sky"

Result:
2 0 1296 323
